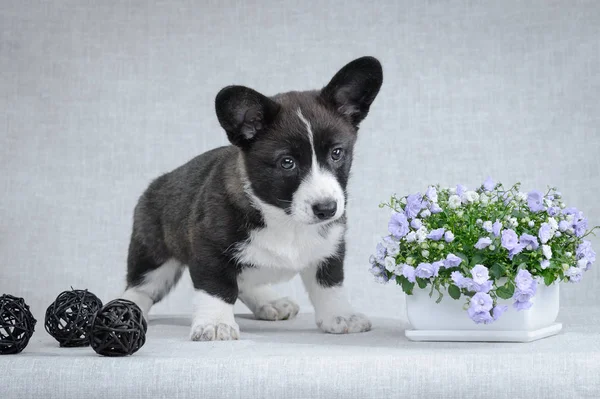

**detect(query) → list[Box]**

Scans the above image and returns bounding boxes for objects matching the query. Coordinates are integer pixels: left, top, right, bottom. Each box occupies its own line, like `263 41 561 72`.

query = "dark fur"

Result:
125 56 383 306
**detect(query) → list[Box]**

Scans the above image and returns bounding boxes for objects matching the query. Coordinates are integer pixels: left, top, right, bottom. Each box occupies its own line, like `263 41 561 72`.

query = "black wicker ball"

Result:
0 294 37 355
89 299 147 357
44 288 103 347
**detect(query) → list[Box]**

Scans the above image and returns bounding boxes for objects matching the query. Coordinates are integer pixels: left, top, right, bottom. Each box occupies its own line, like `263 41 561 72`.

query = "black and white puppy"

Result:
121 56 383 341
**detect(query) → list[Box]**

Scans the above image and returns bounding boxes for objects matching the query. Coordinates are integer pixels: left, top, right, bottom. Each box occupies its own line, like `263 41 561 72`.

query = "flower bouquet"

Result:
370 178 597 341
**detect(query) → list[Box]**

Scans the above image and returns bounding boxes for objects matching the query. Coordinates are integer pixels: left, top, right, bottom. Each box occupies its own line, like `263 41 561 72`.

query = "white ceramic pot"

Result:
405 282 562 342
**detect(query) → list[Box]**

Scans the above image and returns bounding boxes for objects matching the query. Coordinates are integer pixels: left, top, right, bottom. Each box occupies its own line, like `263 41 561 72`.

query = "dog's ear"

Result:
215 86 281 147
320 56 383 127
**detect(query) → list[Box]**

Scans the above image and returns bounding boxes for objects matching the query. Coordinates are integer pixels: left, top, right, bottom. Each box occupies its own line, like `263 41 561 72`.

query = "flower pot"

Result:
404 282 562 342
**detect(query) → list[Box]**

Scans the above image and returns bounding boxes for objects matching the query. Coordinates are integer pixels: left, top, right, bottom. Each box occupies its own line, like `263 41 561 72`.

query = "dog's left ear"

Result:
320 56 383 127
215 85 281 147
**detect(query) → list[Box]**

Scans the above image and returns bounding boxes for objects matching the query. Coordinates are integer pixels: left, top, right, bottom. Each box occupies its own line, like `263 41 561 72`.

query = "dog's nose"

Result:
312 201 337 220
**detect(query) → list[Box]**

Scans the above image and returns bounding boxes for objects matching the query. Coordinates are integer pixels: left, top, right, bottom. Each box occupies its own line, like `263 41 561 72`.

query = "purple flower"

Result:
456 184 467 197
405 193 424 219
540 259 550 269
538 223 553 244
474 237 492 250
566 266 583 283
470 292 493 312
492 221 502 237
527 190 545 212
471 265 490 285
547 207 559 216
513 300 533 310
415 262 439 279
558 220 570 232
388 212 409 238
375 243 386 262
519 233 539 250
515 269 533 291
444 231 455 243
410 218 422 229
492 305 508 321
427 228 446 241
562 207 579 216
482 221 493 233
457 277 493 293
577 240 596 263
429 203 443 214
467 308 494 324
401 264 416 283
508 243 526 260
501 229 519 250
483 177 495 192
574 217 588 238
451 271 465 286
425 186 437 202
369 264 384 276
444 254 463 268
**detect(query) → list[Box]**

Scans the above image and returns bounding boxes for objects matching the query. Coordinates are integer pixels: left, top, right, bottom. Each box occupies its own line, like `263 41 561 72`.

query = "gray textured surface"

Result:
1 309 599 398
1 1 599 323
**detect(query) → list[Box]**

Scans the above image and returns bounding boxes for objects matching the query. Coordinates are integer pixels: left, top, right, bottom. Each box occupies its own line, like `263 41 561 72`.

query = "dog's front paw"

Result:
255 297 299 321
190 322 240 341
316 313 372 334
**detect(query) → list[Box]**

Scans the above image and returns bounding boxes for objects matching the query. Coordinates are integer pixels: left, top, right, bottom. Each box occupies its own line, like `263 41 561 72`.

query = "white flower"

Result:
567 227 575 235
566 252 573 258
548 217 558 231
421 250 430 258
555 231 562 238
448 195 461 209
456 210 464 218
489 244 496 251
509 217 518 227
384 256 396 272
542 245 552 260
384 240 400 257
516 192 527 202
476 219 483 225
480 193 489 205
577 259 589 269
406 257 415 265
416 227 427 243
528 221 535 227
405 231 417 242
463 191 480 203
400 197 407 205
560 203 566 209
449 187 457 194
420 242 429 249
482 221 493 232
438 243 445 250
566 214 574 222
420 209 431 218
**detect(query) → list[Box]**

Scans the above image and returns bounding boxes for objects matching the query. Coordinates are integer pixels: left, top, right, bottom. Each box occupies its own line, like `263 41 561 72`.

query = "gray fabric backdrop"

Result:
1 0 599 321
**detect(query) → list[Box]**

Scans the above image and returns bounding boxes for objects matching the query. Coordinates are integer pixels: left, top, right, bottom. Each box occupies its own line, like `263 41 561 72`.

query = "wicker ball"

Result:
0 294 37 355
44 289 103 347
89 299 147 357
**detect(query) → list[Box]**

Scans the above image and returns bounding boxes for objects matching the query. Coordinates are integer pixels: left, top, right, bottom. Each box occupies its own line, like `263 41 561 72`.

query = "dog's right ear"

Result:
215 86 281 147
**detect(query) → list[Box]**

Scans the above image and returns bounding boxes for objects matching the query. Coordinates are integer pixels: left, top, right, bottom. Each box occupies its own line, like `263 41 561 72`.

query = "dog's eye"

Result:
331 148 344 161
280 157 296 170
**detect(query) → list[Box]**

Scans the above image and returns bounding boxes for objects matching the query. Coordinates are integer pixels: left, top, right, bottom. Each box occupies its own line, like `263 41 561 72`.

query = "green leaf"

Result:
490 263 504 279
456 253 469 264
470 253 485 266
448 284 461 300
435 290 444 304
398 275 415 294
416 278 427 289
496 281 515 299
542 270 555 286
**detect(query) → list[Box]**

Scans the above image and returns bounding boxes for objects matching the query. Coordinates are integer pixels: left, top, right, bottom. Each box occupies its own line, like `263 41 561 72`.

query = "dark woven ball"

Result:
44 288 103 347
89 299 147 357
0 294 37 355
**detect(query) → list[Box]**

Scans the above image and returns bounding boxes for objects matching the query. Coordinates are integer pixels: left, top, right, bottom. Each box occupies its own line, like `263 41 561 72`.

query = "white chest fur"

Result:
234 218 345 284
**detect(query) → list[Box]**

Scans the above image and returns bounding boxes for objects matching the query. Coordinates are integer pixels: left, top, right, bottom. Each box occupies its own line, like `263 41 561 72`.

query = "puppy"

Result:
121 56 383 341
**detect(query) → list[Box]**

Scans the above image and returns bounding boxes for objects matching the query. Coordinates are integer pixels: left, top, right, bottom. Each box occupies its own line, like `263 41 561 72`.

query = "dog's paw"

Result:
189 322 240 341
255 297 299 321
317 313 372 334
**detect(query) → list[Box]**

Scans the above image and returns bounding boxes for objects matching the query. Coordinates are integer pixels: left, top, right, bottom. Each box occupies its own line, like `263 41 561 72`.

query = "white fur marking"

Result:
121 258 183 317
293 109 345 224
190 290 239 341
301 267 372 334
